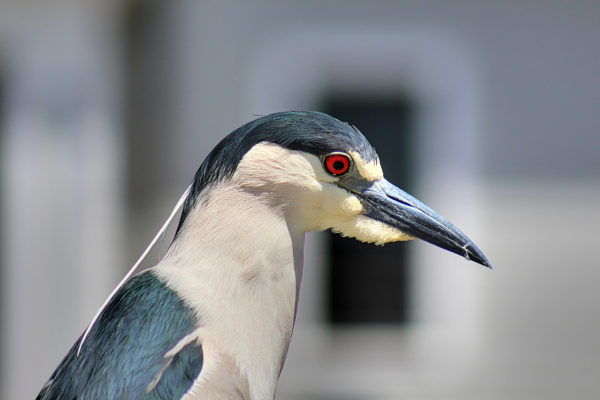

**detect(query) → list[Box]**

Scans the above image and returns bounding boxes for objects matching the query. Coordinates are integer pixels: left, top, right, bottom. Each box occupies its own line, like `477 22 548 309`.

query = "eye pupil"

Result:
324 153 351 176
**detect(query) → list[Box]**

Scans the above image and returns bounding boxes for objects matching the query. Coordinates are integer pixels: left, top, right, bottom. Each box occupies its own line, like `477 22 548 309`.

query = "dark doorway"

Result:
321 95 416 324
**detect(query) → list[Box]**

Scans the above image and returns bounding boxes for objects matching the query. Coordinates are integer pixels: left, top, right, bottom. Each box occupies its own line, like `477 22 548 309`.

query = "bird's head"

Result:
176 111 490 267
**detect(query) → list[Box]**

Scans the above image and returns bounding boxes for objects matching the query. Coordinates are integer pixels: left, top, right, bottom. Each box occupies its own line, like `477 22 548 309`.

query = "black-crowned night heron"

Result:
37 111 490 399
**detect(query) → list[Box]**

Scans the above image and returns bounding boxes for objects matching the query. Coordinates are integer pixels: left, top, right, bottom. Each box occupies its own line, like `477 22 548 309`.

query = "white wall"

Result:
0 1 124 398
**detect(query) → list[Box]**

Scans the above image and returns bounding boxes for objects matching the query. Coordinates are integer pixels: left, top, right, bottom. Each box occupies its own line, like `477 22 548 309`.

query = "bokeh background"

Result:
1 1 599 399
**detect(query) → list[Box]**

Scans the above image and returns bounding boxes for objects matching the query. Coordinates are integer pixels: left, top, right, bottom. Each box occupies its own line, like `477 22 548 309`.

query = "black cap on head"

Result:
175 111 378 234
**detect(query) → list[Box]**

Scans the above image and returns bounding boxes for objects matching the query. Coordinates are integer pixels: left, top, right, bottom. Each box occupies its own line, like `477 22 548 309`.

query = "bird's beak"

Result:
357 179 491 268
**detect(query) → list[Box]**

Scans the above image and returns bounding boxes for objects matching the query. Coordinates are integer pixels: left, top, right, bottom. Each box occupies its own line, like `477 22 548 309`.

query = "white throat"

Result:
156 182 305 400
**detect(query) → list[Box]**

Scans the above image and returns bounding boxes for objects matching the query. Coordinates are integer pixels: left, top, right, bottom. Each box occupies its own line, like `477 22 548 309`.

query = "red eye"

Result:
324 153 351 176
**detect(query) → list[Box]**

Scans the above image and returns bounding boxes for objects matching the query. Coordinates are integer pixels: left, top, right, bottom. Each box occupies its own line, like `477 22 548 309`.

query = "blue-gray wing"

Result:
36 271 204 400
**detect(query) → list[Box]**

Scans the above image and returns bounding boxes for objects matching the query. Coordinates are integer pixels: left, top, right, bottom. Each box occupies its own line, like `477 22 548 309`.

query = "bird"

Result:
36 111 490 400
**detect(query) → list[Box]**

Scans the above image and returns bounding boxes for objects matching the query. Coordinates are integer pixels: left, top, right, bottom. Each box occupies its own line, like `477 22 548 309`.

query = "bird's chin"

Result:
326 215 415 245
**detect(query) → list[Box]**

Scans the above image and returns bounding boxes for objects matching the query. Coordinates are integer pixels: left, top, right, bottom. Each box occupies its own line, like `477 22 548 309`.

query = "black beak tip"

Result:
464 243 492 269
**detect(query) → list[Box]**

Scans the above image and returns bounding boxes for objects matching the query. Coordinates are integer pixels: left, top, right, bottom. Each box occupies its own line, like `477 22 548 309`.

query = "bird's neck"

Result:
156 184 305 399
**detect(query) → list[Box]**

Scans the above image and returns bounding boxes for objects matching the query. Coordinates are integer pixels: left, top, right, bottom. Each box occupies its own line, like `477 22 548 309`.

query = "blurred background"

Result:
1 1 599 399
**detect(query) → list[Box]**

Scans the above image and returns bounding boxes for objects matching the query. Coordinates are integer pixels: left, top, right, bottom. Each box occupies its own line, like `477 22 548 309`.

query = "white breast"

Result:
155 182 305 400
